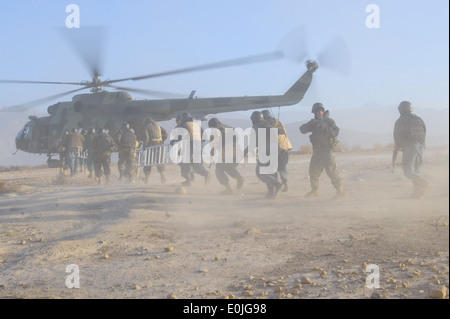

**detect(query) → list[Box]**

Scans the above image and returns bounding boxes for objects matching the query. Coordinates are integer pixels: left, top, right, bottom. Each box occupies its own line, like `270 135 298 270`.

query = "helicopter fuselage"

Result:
15 63 316 160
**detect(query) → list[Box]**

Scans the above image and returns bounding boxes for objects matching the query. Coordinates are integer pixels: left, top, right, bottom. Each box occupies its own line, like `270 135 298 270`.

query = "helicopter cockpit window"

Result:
16 127 25 140
23 125 33 140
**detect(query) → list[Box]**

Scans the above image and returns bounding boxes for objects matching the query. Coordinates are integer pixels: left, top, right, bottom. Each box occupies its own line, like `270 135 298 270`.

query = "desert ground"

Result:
0 147 448 299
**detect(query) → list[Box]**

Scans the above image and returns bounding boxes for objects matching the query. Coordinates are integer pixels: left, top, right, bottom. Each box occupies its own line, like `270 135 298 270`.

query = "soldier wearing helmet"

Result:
92 128 115 185
83 128 96 178
300 103 346 199
170 112 210 186
393 101 427 198
116 121 138 182
64 128 85 177
208 117 244 194
262 109 292 192
142 117 169 184
251 111 284 199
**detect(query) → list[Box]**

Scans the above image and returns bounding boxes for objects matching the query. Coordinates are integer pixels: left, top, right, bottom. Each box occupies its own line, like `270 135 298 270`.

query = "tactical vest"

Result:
119 129 137 149
95 135 113 153
148 122 162 143
186 121 202 142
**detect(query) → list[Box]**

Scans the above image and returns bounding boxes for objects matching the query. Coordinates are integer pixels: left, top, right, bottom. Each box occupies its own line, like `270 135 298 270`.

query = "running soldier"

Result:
208 117 244 194
300 103 346 199
262 110 293 192
92 128 115 185
116 122 138 183
251 111 283 199
142 117 168 184
393 101 428 198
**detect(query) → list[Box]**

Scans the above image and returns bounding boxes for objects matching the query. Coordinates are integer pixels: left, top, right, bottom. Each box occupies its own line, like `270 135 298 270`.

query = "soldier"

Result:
251 111 283 199
262 110 293 192
83 128 96 178
393 101 428 198
300 103 346 199
208 117 245 194
142 117 169 184
92 128 115 185
64 128 85 176
171 112 210 186
59 130 70 175
116 122 139 183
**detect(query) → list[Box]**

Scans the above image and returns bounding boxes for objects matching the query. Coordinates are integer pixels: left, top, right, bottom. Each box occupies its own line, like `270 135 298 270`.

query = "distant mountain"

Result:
0 103 448 166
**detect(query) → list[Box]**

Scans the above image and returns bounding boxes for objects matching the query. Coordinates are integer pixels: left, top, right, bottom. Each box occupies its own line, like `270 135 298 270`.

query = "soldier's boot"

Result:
236 177 244 190
204 172 211 185
88 172 93 178
411 178 428 198
305 189 319 198
118 172 123 181
97 177 102 185
333 185 347 199
182 178 191 186
105 175 110 185
266 182 283 199
144 174 149 184
160 172 166 184
281 180 288 192
190 171 195 182
220 183 233 195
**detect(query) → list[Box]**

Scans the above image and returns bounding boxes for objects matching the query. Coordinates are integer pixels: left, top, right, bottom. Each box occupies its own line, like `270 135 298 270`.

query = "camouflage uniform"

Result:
171 114 210 186
92 130 115 185
116 127 138 182
263 113 292 192
83 129 96 178
300 107 345 198
64 129 85 176
393 102 427 197
142 120 168 184
251 112 283 198
209 120 244 194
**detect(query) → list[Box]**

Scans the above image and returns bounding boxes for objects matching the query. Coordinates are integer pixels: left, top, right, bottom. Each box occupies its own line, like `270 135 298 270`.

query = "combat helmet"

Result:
250 111 264 124
261 110 272 120
398 101 413 115
208 117 221 128
311 103 325 114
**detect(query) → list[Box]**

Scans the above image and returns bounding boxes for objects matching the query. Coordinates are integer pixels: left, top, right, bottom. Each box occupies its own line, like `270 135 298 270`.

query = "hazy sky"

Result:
0 0 448 115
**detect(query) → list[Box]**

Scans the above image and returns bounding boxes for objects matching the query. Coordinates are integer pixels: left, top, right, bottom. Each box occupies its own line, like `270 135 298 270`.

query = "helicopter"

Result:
2 27 349 167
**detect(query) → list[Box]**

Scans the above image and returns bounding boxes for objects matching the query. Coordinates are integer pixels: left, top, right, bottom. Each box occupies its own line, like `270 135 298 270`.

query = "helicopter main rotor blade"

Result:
107 85 187 99
0 87 88 112
317 36 352 76
106 51 284 84
276 25 309 64
61 26 107 78
0 79 83 86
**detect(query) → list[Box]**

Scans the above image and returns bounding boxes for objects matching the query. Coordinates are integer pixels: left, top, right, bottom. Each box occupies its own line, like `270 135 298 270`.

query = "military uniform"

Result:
92 130 115 185
393 101 427 198
251 111 283 199
171 113 210 186
142 119 169 184
300 104 345 198
208 118 244 194
83 129 96 178
262 111 293 192
64 129 85 176
116 126 138 182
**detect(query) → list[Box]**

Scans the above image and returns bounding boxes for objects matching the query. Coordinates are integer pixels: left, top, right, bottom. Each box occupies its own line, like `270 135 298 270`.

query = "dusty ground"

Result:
0 148 448 299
